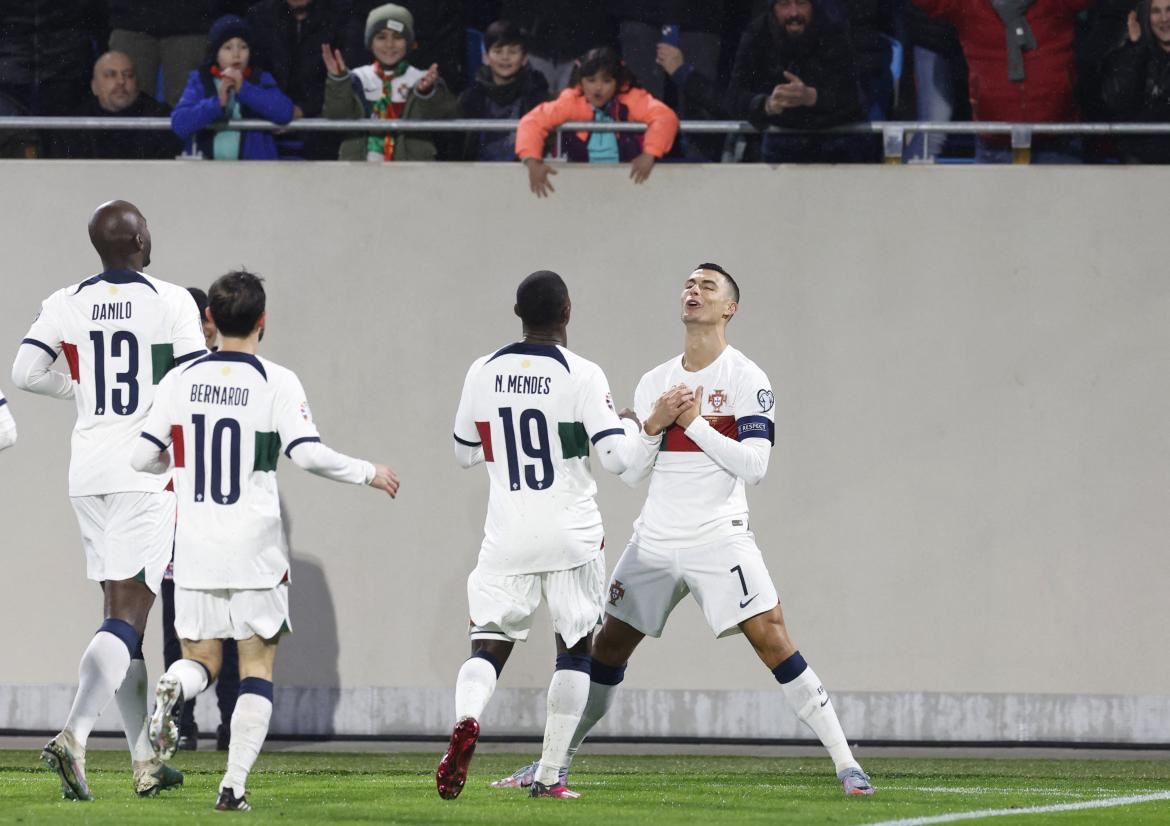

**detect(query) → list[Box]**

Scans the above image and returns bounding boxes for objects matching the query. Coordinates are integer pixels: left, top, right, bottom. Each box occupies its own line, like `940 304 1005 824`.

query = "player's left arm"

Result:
276 370 389 489
132 372 175 474
0 394 16 451
681 369 775 485
581 364 641 476
619 373 663 486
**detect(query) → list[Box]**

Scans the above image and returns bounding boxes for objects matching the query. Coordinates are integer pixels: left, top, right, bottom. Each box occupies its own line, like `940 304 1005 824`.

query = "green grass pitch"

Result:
2 750 1170 825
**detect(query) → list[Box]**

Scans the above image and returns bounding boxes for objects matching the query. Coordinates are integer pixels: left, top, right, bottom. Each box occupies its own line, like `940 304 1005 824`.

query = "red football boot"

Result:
436 718 481 800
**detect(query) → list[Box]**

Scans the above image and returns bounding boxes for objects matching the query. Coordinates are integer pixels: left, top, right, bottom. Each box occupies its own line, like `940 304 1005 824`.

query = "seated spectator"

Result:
1101 1 1170 163
912 0 1090 163
656 0 869 163
458 20 550 161
501 1 620 93
107 1 223 107
322 4 458 162
51 52 182 160
516 46 680 196
247 0 350 159
171 16 296 160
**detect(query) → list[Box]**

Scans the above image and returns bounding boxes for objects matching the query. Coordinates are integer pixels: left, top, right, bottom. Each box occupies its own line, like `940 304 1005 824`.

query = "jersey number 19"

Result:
498 407 554 492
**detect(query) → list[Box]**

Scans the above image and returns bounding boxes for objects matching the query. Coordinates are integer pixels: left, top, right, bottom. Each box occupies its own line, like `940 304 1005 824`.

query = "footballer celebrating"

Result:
12 200 205 800
497 264 874 796
133 271 399 811
438 271 643 800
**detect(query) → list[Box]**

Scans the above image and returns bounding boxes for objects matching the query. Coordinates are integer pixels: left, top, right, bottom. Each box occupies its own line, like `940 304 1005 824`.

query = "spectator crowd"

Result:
0 0 1165 165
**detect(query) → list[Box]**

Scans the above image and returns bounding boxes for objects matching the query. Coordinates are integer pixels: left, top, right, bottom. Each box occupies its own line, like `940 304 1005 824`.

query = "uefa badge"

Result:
757 389 774 412
300 401 313 422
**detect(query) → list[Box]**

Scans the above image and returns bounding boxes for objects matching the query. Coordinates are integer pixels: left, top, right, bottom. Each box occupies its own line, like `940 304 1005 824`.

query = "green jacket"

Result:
323 64 458 161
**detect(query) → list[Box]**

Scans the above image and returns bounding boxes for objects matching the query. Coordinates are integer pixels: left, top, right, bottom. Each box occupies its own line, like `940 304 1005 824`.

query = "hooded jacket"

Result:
911 0 1091 123
458 64 550 160
674 4 864 130
1101 0 1170 162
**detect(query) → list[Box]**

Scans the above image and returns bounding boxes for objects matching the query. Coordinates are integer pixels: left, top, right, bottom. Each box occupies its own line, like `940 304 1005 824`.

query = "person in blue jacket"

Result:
171 15 295 160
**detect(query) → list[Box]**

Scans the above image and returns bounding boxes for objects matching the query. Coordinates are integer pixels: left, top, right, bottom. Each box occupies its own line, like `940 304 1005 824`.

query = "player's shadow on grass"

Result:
273 501 342 737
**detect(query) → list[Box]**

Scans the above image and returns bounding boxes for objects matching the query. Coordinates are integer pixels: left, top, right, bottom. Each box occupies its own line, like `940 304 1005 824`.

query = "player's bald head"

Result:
515 270 570 329
89 200 151 268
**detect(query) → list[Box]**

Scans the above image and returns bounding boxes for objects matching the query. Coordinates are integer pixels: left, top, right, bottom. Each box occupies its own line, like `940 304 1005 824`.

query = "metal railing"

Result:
2 117 1167 163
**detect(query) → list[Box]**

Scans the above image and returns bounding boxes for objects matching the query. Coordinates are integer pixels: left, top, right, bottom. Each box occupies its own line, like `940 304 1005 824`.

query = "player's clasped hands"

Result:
643 383 698 436
369 464 401 498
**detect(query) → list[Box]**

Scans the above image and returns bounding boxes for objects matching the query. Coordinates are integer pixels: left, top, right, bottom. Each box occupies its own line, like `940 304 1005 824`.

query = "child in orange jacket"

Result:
515 47 680 197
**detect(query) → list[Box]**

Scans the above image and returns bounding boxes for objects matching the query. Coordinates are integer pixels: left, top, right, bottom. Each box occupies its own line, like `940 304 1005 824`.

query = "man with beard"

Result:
51 52 181 160
656 0 870 163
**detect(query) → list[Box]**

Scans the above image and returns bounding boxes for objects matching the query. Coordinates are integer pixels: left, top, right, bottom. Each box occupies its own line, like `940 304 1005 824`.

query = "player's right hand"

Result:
644 384 695 435
369 464 400 498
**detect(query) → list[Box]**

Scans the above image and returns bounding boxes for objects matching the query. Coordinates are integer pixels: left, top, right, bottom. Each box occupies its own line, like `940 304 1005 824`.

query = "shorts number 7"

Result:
730 564 748 596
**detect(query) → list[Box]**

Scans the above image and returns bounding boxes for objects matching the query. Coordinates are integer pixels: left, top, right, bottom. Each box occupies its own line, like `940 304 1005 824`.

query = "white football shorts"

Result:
71 491 176 594
174 582 291 641
605 532 779 638
467 553 605 648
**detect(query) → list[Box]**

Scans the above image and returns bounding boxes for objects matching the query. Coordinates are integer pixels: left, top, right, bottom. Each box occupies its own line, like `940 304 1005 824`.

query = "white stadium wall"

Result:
0 160 1167 743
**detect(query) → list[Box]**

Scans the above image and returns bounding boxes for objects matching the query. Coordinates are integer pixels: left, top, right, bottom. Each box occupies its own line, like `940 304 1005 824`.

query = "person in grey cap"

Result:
321 3 457 162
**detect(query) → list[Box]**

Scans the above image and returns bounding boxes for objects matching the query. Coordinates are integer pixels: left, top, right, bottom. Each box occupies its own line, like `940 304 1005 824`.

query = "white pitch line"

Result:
863 790 1170 826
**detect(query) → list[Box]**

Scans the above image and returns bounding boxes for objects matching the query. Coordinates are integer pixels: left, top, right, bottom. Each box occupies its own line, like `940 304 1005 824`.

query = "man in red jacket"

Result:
912 0 1094 162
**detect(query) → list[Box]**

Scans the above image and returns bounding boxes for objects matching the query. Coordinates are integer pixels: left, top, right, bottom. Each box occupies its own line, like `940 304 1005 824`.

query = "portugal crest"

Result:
708 389 727 412
609 579 626 606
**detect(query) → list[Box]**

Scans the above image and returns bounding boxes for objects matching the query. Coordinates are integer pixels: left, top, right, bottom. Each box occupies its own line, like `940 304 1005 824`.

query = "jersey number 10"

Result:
498 407 555 491
191 414 241 505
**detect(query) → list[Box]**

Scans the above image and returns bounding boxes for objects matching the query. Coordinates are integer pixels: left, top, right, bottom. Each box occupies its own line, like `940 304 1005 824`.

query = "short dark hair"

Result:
186 287 208 323
208 270 265 337
484 19 526 51
694 262 739 303
570 46 636 91
516 270 569 328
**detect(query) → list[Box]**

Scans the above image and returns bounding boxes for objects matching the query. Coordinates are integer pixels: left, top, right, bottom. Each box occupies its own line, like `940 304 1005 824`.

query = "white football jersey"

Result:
21 270 206 495
140 352 321 589
453 342 627 575
632 345 775 548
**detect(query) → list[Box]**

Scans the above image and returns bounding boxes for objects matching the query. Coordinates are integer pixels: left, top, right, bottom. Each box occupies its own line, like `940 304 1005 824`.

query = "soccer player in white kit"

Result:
11 200 205 801
496 264 874 796
133 270 399 811
436 271 644 800
0 389 15 451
